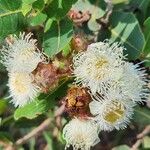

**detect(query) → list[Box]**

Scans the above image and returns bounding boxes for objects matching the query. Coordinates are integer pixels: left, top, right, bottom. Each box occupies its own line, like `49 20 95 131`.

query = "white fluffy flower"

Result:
63 118 100 150
89 90 134 131
8 71 39 107
118 62 149 103
73 41 125 94
0 32 46 73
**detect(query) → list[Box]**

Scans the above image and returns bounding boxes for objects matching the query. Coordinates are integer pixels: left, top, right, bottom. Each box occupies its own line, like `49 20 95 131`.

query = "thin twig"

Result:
137 125 150 139
131 139 142 150
54 102 66 117
94 0 113 42
96 0 113 27
15 118 52 146
15 104 66 146
0 141 14 150
131 125 150 150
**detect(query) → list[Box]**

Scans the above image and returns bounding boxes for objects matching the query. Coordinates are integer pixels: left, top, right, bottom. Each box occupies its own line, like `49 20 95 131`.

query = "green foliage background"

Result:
0 0 150 149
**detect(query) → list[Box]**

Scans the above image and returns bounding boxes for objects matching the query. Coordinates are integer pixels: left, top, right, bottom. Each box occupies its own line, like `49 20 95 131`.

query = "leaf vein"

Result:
111 29 139 52
0 9 21 18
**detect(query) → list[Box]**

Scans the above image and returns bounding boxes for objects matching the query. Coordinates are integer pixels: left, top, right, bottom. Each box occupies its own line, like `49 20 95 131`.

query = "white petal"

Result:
0 32 46 73
8 71 39 107
73 40 126 95
89 90 135 131
63 118 100 150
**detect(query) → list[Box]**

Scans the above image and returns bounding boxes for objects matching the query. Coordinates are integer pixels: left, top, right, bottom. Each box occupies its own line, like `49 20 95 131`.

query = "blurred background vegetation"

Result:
0 0 150 149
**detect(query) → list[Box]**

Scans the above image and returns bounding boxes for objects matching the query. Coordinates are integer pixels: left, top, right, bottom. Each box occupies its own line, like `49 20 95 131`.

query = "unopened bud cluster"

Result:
0 33 46 107
62 40 149 150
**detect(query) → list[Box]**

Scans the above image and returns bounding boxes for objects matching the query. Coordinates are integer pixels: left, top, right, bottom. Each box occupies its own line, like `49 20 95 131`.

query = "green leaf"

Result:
0 132 13 143
143 17 150 55
143 136 150 149
112 145 130 150
144 59 150 67
62 43 71 57
44 0 51 4
0 0 26 38
43 132 53 150
72 0 105 31
14 98 50 120
21 0 39 16
43 131 65 150
29 138 35 150
0 116 14 127
21 4 32 16
110 11 145 60
29 13 47 26
22 0 37 5
0 99 7 115
128 0 150 23
72 0 105 12
44 18 53 32
18 148 25 150
15 115 45 128
43 18 73 57
46 0 77 20
133 106 150 127
32 0 45 11
112 0 128 4
144 17 150 40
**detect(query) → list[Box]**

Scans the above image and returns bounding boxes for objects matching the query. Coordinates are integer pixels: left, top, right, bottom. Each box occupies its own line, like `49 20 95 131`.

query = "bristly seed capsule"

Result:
64 86 92 118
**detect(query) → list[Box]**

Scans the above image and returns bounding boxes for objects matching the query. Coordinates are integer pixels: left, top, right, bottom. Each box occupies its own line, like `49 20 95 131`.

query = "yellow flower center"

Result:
104 101 125 123
12 73 29 93
21 49 35 61
94 58 108 80
95 58 108 69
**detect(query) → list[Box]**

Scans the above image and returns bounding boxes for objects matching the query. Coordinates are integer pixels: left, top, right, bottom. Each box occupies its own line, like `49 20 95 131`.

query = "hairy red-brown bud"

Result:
53 57 72 76
68 10 91 26
32 63 58 93
71 35 88 52
64 86 92 118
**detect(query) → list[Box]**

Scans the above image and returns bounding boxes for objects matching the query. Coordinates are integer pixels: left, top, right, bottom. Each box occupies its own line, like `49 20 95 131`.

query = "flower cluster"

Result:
0 32 149 150
63 41 149 150
63 119 100 150
0 33 46 107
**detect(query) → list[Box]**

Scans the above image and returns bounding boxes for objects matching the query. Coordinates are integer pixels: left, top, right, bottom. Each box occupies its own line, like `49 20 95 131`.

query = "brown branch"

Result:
54 102 66 117
93 0 113 42
137 125 150 139
131 125 150 150
96 0 113 27
15 118 52 146
15 104 66 146
131 139 142 150
0 141 15 150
